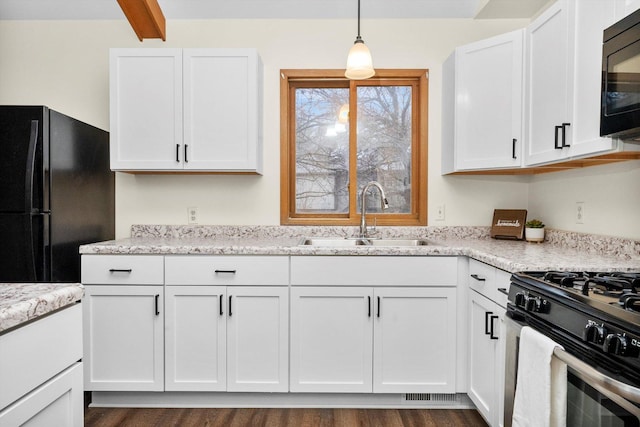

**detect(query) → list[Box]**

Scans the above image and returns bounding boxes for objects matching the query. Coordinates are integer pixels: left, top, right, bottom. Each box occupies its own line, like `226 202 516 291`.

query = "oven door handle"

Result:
553 347 640 405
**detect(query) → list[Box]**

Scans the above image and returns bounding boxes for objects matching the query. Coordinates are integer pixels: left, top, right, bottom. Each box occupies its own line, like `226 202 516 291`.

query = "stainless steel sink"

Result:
299 238 362 247
299 237 432 247
367 239 431 246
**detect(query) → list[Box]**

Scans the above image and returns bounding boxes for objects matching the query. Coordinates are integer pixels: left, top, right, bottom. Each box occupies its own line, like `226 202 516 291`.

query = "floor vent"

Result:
403 393 458 402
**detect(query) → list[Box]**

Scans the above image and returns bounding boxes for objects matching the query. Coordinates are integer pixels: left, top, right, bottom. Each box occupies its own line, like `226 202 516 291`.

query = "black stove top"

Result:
537 271 640 312
510 271 640 385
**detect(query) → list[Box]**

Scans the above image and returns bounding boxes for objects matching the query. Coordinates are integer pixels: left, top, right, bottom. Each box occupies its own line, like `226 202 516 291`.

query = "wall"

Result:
528 161 640 239
4 18 634 240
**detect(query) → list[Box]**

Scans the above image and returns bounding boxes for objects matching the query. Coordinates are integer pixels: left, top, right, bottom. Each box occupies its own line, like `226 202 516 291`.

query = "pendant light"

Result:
345 0 375 80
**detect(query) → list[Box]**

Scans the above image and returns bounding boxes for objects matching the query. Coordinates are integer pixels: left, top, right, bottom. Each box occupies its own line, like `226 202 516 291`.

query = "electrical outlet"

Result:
576 202 585 224
435 204 445 221
188 206 199 224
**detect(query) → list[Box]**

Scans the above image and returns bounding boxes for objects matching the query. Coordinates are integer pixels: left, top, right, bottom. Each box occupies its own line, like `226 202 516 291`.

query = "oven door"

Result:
505 311 640 427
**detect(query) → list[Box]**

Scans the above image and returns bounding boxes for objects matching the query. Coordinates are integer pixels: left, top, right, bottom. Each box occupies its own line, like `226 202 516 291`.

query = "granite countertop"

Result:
79 225 640 273
0 283 84 333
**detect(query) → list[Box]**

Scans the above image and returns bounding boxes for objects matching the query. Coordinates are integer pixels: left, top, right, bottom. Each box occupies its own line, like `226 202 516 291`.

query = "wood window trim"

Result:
280 69 428 226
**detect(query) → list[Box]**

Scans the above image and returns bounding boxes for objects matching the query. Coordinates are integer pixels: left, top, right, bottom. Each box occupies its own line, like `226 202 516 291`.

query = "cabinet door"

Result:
165 286 226 391
110 49 183 170
373 287 457 393
83 285 164 391
0 363 83 427
183 49 262 172
468 290 500 426
525 0 574 165
454 30 523 171
570 0 618 157
290 287 373 393
227 287 288 392
496 304 507 427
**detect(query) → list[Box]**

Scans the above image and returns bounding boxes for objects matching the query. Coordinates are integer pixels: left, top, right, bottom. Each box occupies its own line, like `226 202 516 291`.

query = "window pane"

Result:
356 86 412 214
295 88 350 213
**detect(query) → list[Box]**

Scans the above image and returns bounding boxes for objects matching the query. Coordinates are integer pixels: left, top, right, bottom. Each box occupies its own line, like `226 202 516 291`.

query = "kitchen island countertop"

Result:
0 283 83 333
79 225 640 273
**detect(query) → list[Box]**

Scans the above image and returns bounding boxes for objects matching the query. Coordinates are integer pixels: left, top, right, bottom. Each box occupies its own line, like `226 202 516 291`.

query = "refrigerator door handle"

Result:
24 120 39 212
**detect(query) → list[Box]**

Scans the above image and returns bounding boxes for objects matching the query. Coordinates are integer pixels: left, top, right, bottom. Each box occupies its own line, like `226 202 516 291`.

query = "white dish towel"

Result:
512 326 567 427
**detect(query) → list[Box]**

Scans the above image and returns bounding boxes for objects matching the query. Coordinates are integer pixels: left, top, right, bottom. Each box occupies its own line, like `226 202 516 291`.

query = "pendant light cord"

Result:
357 0 361 38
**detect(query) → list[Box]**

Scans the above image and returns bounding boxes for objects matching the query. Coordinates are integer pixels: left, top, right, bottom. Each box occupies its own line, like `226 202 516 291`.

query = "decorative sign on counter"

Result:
491 209 527 240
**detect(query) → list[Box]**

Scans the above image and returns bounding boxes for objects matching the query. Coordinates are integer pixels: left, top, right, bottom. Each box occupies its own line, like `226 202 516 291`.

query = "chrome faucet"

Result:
359 181 389 238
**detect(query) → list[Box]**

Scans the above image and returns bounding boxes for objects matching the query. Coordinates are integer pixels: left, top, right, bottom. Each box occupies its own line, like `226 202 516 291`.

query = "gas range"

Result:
509 270 640 385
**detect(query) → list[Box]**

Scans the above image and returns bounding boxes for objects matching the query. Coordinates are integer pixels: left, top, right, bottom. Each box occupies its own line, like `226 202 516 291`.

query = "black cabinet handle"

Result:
498 287 509 296
484 311 493 335
377 296 381 318
219 294 223 316
561 123 571 147
512 138 517 159
490 315 499 340
368 296 371 317
176 144 180 162
184 144 189 163
470 274 486 282
215 270 237 274
155 294 160 316
554 125 563 149
229 295 232 316
109 268 132 273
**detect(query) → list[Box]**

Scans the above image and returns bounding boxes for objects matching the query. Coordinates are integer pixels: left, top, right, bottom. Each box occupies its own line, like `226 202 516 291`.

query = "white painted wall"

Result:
1 18 636 240
528 162 640 238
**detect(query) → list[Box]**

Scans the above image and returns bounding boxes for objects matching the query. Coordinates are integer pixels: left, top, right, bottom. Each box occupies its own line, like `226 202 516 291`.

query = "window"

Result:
280 69 428 226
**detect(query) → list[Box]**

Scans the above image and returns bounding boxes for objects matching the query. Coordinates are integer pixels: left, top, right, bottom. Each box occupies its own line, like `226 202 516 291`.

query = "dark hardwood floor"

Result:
84 408 488 427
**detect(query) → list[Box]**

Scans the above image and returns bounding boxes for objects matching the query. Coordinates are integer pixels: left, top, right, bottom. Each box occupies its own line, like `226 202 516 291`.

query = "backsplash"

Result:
129 224 492 240
129 225 639 259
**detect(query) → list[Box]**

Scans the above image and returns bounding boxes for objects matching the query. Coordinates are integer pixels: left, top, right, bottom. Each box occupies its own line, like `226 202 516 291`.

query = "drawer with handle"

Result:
469 258 510 306
81 255 164 285
165 255 289 286
468 258 498 301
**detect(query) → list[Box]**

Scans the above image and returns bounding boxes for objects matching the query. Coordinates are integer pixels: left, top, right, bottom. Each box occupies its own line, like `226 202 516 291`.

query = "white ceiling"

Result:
0 0 550 20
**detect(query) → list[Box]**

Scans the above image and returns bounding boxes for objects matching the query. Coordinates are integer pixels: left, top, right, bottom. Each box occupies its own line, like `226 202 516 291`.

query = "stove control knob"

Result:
583 324 606 345
525 296 537 312
515 292 527 308
603 334 628 356
524 296 548 313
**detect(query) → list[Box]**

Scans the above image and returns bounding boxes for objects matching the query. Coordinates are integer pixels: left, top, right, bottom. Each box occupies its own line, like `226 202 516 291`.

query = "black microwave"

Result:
601 8 640 139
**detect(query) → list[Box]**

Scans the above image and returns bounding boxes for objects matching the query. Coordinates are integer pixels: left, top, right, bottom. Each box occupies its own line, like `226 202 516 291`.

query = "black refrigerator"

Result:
0 106 115 283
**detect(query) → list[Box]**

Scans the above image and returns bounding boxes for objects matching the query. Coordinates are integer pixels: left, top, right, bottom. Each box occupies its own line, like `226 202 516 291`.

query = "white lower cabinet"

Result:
0 363 83 427
226 286 289 392
374 287 457 393
164 255 289 392
290 285 457 393
467 259 509 427
468 290 505 426
83 285 165 391
82 253 464 403
290 287 373 393
165 286 226 391
0 303 83 426
164 285 289 392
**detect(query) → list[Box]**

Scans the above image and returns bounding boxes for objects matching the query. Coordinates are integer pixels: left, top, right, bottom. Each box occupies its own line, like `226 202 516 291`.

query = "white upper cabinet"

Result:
183 49 262 172
443 0 635 174
442 29 524 173
110 49 183 171
524 0 619 165
110 48 263 174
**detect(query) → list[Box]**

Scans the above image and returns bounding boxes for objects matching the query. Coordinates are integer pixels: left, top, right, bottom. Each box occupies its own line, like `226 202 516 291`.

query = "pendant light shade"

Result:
345 0 375 80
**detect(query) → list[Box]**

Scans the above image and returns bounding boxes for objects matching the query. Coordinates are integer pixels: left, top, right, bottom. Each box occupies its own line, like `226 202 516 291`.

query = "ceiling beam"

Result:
117 0 166 41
